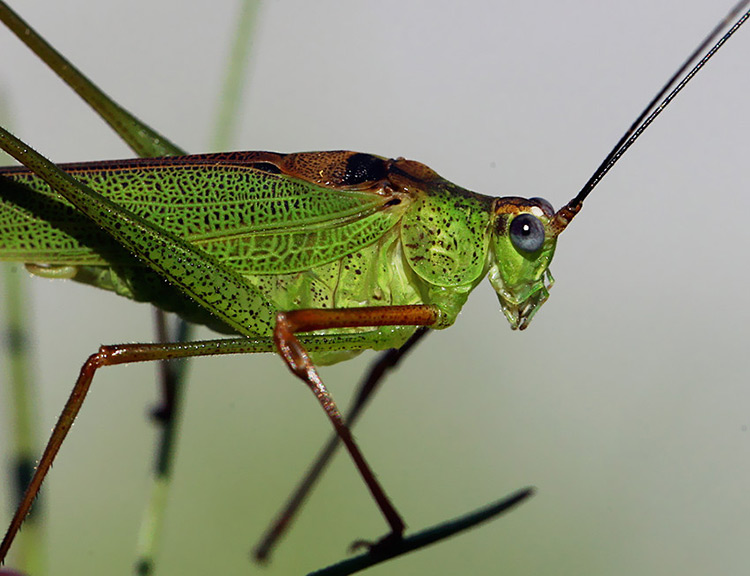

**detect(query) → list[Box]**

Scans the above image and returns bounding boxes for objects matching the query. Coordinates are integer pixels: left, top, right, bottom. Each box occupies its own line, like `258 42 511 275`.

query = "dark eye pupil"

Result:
509 213 545 253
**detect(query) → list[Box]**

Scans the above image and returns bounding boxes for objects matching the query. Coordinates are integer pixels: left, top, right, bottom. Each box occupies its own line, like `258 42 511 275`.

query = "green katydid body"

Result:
0 150 558 362
1 0 747 570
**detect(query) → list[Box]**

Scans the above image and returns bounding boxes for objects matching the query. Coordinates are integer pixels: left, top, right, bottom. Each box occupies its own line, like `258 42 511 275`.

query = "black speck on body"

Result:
342 153 387 185
250 162 282 174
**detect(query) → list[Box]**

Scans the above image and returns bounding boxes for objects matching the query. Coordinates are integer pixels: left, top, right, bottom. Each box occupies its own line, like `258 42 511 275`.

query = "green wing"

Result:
0 151 409 275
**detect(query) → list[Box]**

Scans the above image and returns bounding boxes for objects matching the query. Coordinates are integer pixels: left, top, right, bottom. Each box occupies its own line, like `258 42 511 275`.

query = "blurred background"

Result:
1 1 749 574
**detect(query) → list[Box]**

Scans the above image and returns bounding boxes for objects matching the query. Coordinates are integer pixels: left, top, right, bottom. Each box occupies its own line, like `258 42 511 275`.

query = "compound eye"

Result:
509 213 545 253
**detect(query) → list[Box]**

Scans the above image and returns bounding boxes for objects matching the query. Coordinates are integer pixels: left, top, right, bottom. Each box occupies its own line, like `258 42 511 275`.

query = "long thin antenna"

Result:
551 0 750 234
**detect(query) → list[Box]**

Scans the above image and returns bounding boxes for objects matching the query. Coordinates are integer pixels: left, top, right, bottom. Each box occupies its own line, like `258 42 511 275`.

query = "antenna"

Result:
551 0 750 235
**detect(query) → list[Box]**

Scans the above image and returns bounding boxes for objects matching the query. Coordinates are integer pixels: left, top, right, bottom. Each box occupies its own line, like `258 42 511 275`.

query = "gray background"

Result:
1 1 749 574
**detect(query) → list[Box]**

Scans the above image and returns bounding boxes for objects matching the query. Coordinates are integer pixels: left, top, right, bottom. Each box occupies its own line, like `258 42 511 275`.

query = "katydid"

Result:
1 1 750 576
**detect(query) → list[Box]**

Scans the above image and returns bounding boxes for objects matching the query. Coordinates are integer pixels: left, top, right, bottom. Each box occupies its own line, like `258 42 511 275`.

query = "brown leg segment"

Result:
0 337 266 565
0 305 438 565
254 326 430 562
272 305 439 549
